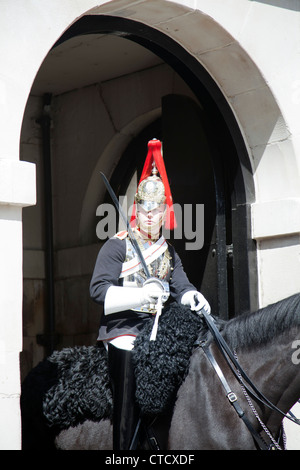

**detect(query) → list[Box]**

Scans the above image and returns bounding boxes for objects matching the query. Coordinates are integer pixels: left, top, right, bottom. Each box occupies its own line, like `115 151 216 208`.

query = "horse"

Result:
21 294 300 450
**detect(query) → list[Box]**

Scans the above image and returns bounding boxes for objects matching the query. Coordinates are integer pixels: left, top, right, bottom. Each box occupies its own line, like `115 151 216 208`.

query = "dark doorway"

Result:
161 94 221 317
109 93 248 320
55 15 258 319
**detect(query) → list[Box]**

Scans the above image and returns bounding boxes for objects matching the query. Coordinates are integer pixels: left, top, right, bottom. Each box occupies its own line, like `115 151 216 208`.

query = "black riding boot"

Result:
108 343 140 450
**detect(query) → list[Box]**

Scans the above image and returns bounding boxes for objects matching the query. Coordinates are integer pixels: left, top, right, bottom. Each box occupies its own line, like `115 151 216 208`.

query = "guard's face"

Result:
136 204 166 237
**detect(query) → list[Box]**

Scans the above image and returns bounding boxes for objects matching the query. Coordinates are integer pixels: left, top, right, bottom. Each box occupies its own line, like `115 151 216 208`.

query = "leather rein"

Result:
196 309 300 450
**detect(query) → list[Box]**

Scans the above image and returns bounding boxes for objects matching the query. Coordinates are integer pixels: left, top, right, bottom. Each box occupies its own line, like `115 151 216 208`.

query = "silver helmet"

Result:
135 165 166 211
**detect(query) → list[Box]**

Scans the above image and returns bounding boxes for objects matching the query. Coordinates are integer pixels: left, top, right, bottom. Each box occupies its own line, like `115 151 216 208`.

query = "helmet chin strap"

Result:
137 212 166 240
138 227 160 240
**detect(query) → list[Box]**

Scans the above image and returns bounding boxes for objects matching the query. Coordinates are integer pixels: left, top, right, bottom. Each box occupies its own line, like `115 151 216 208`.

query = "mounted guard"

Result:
90 138 210 450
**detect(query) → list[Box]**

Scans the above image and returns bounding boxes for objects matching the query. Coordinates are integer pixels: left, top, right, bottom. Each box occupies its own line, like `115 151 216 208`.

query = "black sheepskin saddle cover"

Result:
43 346 112 429
22 303 204 432
132 303 204 415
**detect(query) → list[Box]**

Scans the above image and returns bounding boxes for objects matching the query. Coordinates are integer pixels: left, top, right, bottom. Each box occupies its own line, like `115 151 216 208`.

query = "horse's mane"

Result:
222 293 300 351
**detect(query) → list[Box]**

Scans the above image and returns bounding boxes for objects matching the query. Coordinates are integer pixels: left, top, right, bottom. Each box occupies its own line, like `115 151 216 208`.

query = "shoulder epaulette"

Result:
113 230 128 240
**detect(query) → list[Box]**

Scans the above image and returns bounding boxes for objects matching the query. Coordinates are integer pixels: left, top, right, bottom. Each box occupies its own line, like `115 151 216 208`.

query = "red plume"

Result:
130 139 177 230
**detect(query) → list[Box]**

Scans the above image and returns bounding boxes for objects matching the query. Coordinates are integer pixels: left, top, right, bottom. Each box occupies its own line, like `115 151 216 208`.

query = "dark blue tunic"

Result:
90 237 195 341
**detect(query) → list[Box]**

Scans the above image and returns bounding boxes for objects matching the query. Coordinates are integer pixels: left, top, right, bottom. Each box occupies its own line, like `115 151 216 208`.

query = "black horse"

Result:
21 294 300 450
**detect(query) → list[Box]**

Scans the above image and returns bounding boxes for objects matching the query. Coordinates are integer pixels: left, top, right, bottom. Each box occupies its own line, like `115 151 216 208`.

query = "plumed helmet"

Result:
130 139 177 230
135 164 166 211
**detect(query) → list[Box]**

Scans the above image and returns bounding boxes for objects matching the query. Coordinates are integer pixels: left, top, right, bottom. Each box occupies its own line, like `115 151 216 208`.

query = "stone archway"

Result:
21 1 297 374
3 0 299 449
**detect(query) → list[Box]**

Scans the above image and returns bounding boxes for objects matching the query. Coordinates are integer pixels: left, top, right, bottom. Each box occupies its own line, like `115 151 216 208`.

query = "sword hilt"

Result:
143 277 170 304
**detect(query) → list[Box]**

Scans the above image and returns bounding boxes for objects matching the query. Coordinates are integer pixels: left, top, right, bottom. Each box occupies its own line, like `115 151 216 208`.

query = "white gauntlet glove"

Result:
181 290 211 315
141 279 165 305
104 279 169 315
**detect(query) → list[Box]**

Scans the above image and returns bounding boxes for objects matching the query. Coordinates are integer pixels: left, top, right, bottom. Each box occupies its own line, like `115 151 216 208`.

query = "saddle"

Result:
42 303 206 434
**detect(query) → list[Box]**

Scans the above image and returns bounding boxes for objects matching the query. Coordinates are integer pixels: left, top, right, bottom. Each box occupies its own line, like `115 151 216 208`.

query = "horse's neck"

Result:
238 329 300 422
